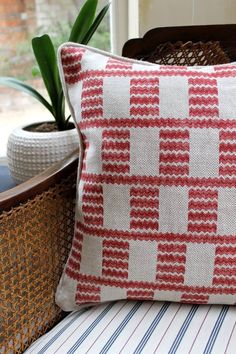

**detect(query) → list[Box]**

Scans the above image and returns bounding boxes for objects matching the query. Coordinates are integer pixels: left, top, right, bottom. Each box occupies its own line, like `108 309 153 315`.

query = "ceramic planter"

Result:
7 122 79 184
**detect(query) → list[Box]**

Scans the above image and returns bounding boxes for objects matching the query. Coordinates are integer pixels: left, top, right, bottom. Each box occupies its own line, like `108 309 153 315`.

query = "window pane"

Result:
0 0 110 158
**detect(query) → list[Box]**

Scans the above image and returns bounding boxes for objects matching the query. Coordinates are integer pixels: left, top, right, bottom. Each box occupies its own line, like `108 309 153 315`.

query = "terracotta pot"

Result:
7 122 79 184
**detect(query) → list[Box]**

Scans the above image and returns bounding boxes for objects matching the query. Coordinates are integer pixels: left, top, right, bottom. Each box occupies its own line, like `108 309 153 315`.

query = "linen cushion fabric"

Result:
56 43 236 310
25 301 236 353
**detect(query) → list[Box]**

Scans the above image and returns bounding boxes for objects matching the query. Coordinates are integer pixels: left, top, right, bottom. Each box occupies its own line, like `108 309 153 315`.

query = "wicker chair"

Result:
122 24 236 64
1 24 236 353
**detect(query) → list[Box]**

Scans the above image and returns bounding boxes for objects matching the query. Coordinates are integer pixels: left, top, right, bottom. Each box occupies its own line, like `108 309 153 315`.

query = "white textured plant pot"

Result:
7 122 79 184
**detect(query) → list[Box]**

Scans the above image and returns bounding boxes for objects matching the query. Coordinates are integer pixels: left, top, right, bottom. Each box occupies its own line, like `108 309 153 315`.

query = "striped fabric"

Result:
25 300 236 353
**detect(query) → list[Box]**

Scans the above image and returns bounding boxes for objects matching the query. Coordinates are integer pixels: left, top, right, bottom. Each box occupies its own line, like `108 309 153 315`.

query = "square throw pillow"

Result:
56 43 236 310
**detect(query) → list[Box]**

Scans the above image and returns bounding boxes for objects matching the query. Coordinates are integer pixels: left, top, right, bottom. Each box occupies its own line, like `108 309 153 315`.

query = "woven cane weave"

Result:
0 171 76 353
56 43 236 310
136 41 230 66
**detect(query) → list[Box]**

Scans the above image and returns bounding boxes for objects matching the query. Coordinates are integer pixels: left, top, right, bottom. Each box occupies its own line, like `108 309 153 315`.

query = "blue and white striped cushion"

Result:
25 301 236 354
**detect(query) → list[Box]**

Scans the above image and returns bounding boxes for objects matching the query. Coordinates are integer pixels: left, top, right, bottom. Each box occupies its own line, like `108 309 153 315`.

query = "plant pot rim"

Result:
12 121 77 137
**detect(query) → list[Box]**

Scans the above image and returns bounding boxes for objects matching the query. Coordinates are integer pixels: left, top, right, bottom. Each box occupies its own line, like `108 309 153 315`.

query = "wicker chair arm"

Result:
0 150 79 353
0 149 79 210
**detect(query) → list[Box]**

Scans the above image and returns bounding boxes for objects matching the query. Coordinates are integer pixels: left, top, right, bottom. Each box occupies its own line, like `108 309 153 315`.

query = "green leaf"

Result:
32 35 62 115
0 77 53 115
31 35 60 94
69 0 98 43
31 65 41 77
81 3 110 44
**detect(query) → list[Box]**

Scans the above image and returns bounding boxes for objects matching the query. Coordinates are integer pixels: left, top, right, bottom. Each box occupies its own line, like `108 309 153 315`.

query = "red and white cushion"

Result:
56 44 236 310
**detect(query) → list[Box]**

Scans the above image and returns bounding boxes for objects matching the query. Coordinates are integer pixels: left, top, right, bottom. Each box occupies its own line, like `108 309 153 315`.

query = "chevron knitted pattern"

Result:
56 44 236 311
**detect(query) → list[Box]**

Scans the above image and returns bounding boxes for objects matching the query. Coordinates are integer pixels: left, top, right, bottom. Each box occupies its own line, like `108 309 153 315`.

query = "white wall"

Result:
111 0 139 54
139 0 236 36
110 0 128 54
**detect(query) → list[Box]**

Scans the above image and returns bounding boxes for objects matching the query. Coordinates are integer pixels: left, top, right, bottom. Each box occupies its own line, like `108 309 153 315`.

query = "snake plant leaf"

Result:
0 77 53 114
81 3 110 44
32 34 62 118
69 0 98 43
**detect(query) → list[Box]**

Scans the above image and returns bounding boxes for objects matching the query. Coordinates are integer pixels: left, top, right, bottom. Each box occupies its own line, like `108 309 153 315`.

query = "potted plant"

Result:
0 0 109 184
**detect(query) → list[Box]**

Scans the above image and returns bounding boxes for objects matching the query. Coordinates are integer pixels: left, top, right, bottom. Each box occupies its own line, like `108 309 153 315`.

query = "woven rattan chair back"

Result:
135 41 230 66
122 24 236 65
